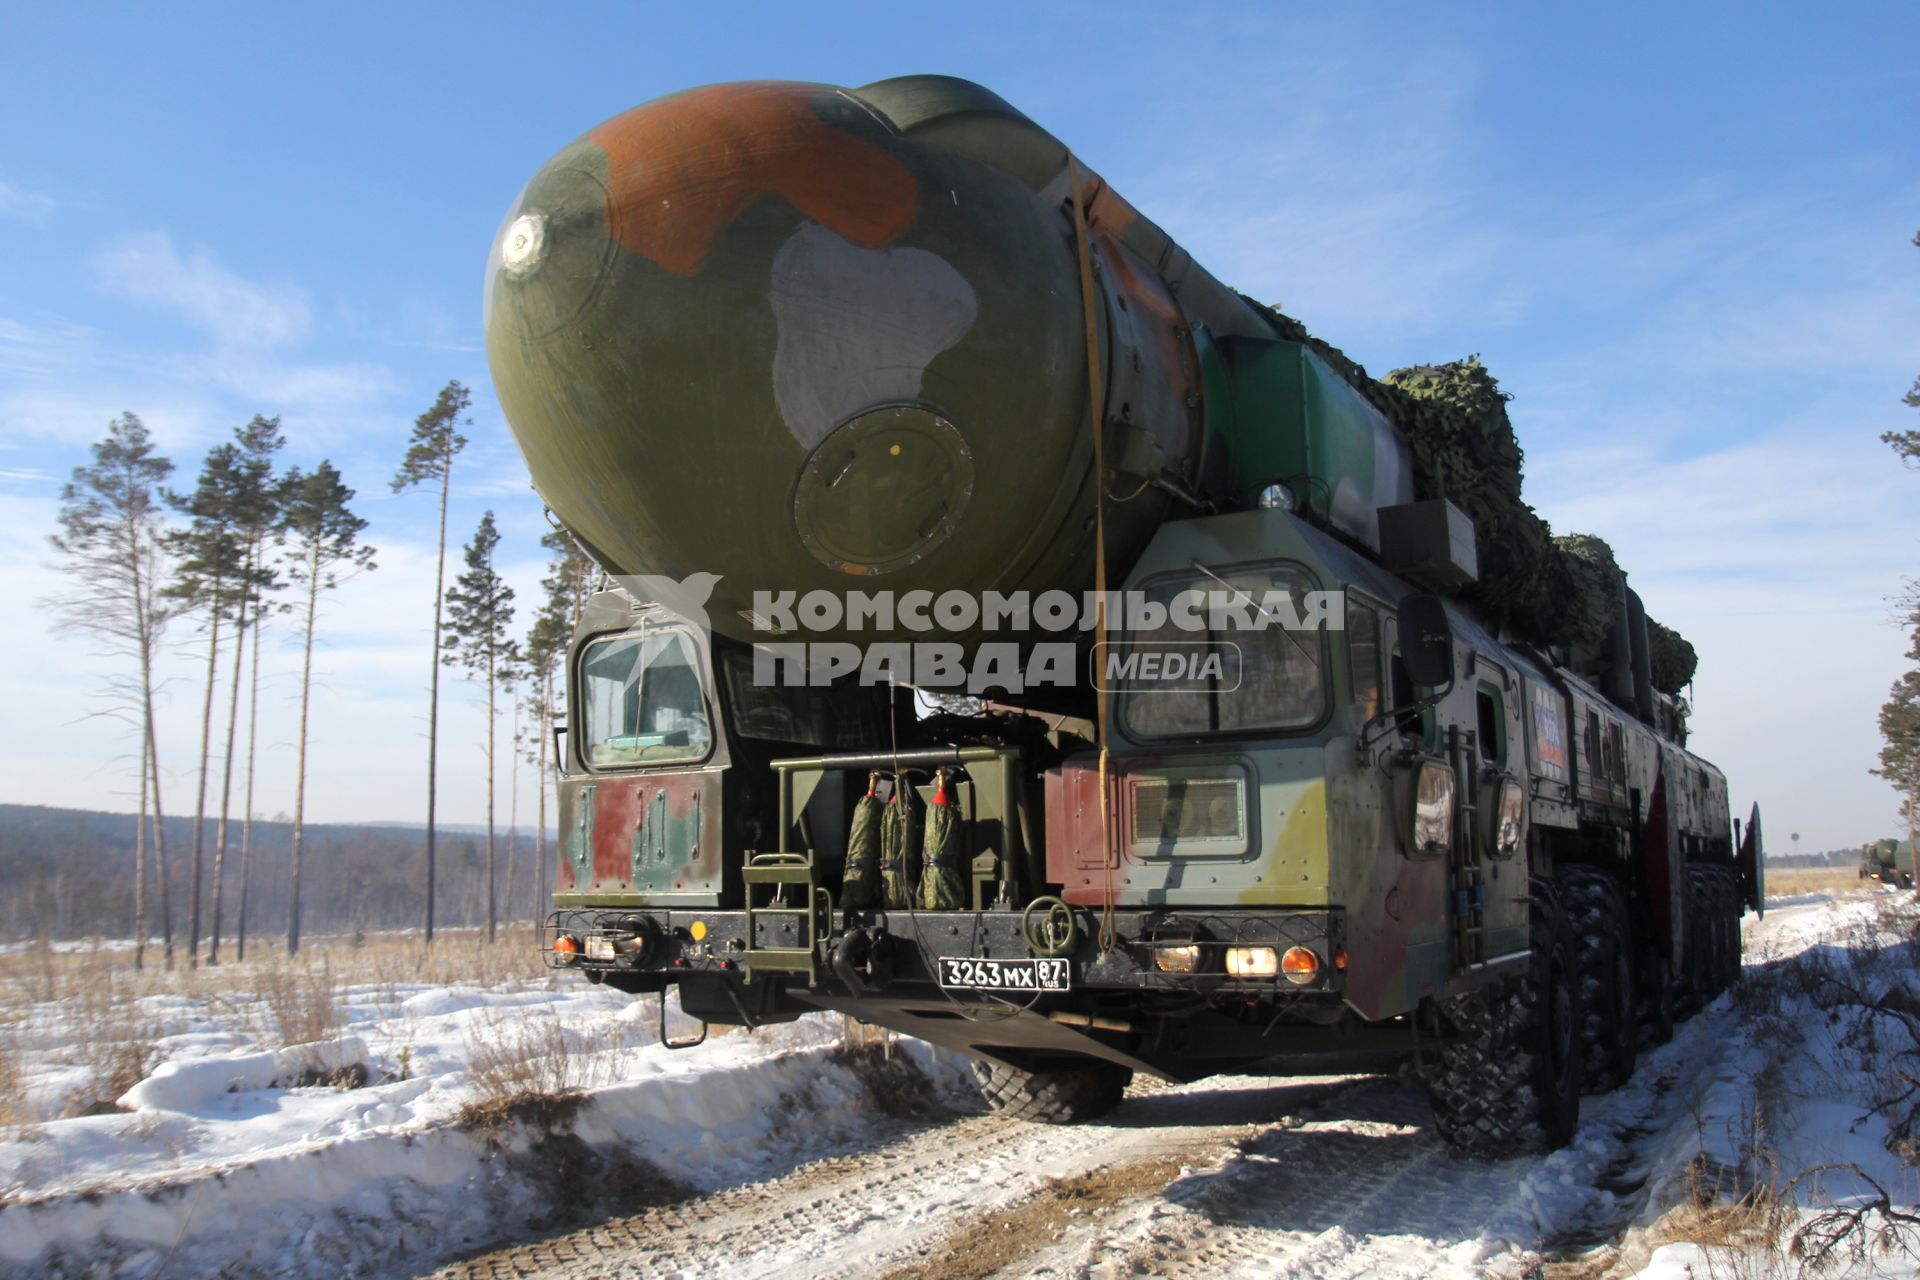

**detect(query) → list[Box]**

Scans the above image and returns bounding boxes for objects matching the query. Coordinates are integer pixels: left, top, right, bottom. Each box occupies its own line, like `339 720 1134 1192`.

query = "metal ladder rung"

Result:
744 867 814 885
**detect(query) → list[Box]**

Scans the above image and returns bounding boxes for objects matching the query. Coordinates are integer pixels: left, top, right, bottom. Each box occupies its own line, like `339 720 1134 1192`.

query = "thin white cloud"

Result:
0 181 55 226
91 231 312 349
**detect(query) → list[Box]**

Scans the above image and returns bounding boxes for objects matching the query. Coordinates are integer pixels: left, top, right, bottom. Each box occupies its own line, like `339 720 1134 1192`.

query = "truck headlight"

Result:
1154 944 1204 974
585 934 616 962
1226 946 1279 978
1413 761 1456 856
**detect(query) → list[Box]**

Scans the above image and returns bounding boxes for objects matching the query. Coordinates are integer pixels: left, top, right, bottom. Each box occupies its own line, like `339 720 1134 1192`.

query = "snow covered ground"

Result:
0 947 976 1276
0 887 1917 1278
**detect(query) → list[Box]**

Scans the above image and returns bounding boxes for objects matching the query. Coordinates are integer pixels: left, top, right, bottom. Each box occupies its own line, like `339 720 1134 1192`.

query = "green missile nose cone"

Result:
485 78 1185 647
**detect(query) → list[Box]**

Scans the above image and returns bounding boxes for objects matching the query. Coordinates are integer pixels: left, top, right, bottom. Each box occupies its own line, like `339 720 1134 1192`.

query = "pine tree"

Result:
283 461 376 954
208 415 285 964
523 528 592 927
392 380 470 944
1877 228 1920 857
1880 230 1920 465
165 442 250 965
443 511 517 944
44 414 175 968
235 587 268 962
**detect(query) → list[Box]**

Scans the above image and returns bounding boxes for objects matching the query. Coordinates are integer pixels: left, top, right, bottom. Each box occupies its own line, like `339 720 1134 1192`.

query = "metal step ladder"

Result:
741 851 831 985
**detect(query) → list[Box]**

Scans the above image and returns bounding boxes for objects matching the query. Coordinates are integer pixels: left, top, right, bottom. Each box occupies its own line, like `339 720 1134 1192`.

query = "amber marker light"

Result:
553 934 581 965
690 920 709 942
1280 946 1320 985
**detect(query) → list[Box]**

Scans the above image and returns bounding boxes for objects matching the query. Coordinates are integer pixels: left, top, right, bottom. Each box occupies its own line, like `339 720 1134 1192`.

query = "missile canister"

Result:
485 76 1411 645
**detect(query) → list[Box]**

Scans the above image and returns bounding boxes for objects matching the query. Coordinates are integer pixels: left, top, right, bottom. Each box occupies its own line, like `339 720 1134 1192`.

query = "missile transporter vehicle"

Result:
485 76 1766 1154
1863 839 1913 889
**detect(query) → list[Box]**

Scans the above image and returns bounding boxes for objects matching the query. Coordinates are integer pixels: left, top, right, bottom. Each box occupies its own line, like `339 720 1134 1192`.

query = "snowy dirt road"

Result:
420 899 1852 1280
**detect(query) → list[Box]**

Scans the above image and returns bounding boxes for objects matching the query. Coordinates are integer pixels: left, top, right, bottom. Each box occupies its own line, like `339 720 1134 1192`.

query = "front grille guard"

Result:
1119 909 1344 992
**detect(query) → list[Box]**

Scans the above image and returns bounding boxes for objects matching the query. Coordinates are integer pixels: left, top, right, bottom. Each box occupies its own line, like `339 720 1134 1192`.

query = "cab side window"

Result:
1476 684 1506 766
1349 602 1381 720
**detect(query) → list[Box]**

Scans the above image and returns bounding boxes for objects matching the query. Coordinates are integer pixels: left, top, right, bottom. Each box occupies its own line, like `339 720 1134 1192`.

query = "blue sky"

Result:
0 3 1915 852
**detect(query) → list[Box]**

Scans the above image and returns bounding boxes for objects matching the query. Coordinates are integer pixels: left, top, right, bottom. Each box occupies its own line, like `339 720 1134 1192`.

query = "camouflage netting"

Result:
1372 359 1570 644
1647 619 1698 696
1554 534 1627 653
1242 298 1696 684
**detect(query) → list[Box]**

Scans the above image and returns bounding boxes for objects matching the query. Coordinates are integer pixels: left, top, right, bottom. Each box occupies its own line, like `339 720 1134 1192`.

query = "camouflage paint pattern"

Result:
555 766 720 903
485 76 1406 654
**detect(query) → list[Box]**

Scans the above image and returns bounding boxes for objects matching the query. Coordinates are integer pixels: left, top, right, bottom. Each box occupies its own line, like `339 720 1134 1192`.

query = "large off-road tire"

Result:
1426 878 1582 1157
1637 946 1675 1048
1715 867 1744 991
1560 867 1637 1094
1682 865 1728 1010
1673 871 1710 1020
968 1056 1132 1124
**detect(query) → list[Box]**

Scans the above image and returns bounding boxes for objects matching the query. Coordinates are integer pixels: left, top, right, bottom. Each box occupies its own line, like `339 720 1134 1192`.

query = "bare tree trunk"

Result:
134 730 149 969
188 585 224 967
237 608 264 962
506 698 520 928
485 646 496 945
425 464 452 945
290 541 320 955
535 670 548 939
145 698 174 969
209 548 252 964
129 528 175 969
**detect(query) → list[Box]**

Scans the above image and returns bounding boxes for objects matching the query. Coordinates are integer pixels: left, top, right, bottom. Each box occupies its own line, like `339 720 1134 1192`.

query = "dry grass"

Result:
61 968 163 1116
258 959 343 1048
0 927 550 1013
0 1022 27 1130
1766 866 1876 898
0 928 555 1135
457 1004 646 1131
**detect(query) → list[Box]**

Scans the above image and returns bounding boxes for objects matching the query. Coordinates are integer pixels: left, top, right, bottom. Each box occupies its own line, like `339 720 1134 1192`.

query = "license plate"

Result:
936 957 1071 992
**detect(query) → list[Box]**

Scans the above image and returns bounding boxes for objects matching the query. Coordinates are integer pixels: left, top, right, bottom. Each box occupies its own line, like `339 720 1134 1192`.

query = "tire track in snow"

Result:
422 1072 1380 1279
426 900 1848 1280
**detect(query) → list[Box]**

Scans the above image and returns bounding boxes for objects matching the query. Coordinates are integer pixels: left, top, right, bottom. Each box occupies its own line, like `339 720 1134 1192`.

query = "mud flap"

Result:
1737 803 1765 918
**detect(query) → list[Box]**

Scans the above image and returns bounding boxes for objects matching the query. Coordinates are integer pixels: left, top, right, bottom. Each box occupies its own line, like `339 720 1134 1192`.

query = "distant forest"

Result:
0 801 1884 945
0 804 557 944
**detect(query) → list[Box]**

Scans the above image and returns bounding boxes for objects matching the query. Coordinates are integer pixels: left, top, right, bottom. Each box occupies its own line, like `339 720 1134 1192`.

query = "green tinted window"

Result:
580 630 712 767
1120 567 1326 739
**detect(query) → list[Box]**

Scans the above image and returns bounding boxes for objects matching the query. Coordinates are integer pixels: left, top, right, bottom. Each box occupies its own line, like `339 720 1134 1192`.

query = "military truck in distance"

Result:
485 76 1765 1155
1863 839 1913 889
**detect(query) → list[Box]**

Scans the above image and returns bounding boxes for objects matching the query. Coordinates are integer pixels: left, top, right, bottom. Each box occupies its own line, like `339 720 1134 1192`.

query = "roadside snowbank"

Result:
0 973 969 1277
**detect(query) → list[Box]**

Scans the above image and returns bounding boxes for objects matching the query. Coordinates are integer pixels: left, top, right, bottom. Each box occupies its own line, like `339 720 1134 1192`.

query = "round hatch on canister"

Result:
792 405 974 576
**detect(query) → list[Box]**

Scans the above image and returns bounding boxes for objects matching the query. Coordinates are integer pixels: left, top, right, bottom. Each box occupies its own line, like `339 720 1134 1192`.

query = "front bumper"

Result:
544 903 1346 999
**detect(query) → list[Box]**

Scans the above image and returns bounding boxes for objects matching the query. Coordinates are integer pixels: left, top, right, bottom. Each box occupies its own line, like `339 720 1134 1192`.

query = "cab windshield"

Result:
1120 565 1328 739
580 629 712 767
